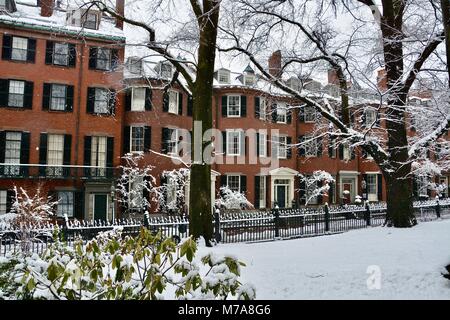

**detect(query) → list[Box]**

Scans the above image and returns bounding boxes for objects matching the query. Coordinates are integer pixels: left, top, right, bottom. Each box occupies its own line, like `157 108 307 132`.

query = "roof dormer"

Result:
0 0 17 14
217 68 230 84
155 61 173 79
243 64 255 86
66 8 102 30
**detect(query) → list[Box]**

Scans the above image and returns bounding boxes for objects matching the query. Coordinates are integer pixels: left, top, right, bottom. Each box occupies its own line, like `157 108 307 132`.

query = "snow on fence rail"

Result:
1 199 449 254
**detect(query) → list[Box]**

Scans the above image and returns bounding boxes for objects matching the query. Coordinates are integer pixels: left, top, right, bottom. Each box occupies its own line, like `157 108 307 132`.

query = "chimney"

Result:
116 0 125 30
377 68 388 92
40 0 54 17
268 50 282 78
328 68 339 85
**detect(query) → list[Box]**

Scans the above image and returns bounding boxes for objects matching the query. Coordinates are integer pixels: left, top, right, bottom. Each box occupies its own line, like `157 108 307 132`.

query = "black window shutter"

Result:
271 103 277 122
254 96 260 118
0 131 6 174
2 34 12 60
328 136 334 158
256 133 260 156
240 175 247 194
317 137 323 157
39 133 48 176
187 95 193 116
240 131 246 156
222 131 227 155
240 95 247 117
63 134 72 176
299 180 306 205
88 47 97 69
108 89 116 115
74 191 84 220
254 175 260 209
66 85 74 112
221 96 228 117
286 136 292 159
20 132 30 176
84 136 92 166
266 176 270 208
162 92 169 112
299 107 305 122
125 88 132 111
317 180 323 204
144 126 151 152
178 92 183 115
287 109 292 124
161 128 170 153
106 137 114 167
86 87 95 113
329 181 335 204
220 175 227 188
338 144 344 160
361 110 367 128
145 88 152 111
42 83 51 110
6 189 14 213
376 111 381 127
45 41 54 65
111 49 119 71
27 38 36 63
0 79 8 106
123 126 130 154
297 135 305 157
68 43 76 67
377 174 383 201
24 81 33 109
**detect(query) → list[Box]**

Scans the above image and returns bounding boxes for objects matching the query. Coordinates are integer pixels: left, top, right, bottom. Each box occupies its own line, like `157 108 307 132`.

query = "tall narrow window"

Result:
57 191 74 217
53 43 69 66
47 134 64 176
11 37 28 61
276 103 287 123
129 176 144 209
50 84 67 111
168 90 179 114
91 136 107 177
227 95 241 117
166 176 178 209
4 132 21 175
277 136 287 159
131 87 146 111
94 88 109 114
8 80 25 107
131 127 144 153
83 12 98 29
259 133 267 157
366 174 378 201
167 129 178 155
259 97 267 120
0 190 7 214
259 177 266 208
227 131 241 156
96 48 111 70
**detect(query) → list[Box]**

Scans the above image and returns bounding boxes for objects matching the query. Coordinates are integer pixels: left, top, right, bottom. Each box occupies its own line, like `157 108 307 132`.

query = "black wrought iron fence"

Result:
1 198 449 255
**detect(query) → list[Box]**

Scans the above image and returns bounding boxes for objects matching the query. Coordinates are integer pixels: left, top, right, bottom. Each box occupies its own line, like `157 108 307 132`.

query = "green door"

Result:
276 185 286 208
94 194 108 221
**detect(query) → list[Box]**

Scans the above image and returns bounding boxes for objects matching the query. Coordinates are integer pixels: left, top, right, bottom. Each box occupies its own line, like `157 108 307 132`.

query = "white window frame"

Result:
57 191 74 217
11 36 28 61
304 135 319 158
276 102 287 123
227 95 241 117
0 190 7 214
258 133 267 157
130 126 145 153
53 43 69 66
343 144 351 161
227 175 240 193
131 87 146 111
50 84 67 111
304 105 316 123
96 47 112 71
4 131 21 175
259 97 267 120
277 136 287 159
218 70 230 84
259 177 266 208
8 80 25 108
167 128 179 155
365 108 377 127
47 134 64 176
93 88 109 114
168 90 179 114
366 174 378 201
91 136 107 176
227 130 242 156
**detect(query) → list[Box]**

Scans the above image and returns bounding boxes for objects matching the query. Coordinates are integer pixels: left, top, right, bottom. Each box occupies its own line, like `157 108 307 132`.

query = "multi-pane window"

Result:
259 133 267 157
259 97 267 120
366 174 377 200
227 95 240 117
0 190 6 214
96 48 111 70
276 103 287 123
57 191 74 217
244 75 255 86
227 131 241 156
94 88 109 114
218 70 230 84
365 108 377 127
129 176 144 209
4 132 21 175
131 87 146 111
53 43 69 66
277 136 287 159
131 127 144 153
304 106 316 122
11 37 28 61
128 57 142 74
166 176 178 209
227 175 240 192
259 177 266 208
91 136 107 177
160 63 172 78
47 134 64 176
8 80 25 107
343 144 351 160
83 12 98 29
168 90 179 114
304 135 319 157
167 129 178 155
417 176 430 197
50 84 67 111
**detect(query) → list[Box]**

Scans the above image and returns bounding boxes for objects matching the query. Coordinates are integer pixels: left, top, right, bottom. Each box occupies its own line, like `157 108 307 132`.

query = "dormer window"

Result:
218 69 230 84
287 77 301 91
67 9 101 31
160 63 172 78
127 57 142 74
0 0 15 13
244 74 255 86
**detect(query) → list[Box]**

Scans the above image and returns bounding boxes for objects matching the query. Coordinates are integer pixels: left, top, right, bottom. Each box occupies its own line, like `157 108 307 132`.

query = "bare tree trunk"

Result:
189 1 220 246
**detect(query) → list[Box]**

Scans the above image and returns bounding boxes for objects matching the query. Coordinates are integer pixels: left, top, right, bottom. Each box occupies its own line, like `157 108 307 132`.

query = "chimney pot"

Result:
268 50 282 78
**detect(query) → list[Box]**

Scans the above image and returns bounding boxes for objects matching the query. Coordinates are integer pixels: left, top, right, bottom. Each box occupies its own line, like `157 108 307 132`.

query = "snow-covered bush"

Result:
298 171 335 205
216 186 253 210
159 168 190 213
0 228 254 300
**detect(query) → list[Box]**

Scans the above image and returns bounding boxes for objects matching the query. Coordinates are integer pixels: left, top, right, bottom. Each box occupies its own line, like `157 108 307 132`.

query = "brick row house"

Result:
1 0 448 221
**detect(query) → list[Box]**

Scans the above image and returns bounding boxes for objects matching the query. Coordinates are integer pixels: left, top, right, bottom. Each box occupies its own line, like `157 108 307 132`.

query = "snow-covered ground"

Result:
199 219 450 299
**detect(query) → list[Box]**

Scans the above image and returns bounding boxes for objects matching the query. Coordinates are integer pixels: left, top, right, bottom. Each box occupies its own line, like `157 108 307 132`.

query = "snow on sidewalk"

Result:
199 219 450 299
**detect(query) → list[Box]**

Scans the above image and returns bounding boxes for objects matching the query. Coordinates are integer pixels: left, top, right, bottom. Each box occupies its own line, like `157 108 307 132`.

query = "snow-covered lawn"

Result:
199 219 450 299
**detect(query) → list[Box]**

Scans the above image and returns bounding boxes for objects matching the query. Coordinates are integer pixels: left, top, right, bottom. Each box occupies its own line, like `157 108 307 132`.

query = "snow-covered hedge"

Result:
0 228 255 300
